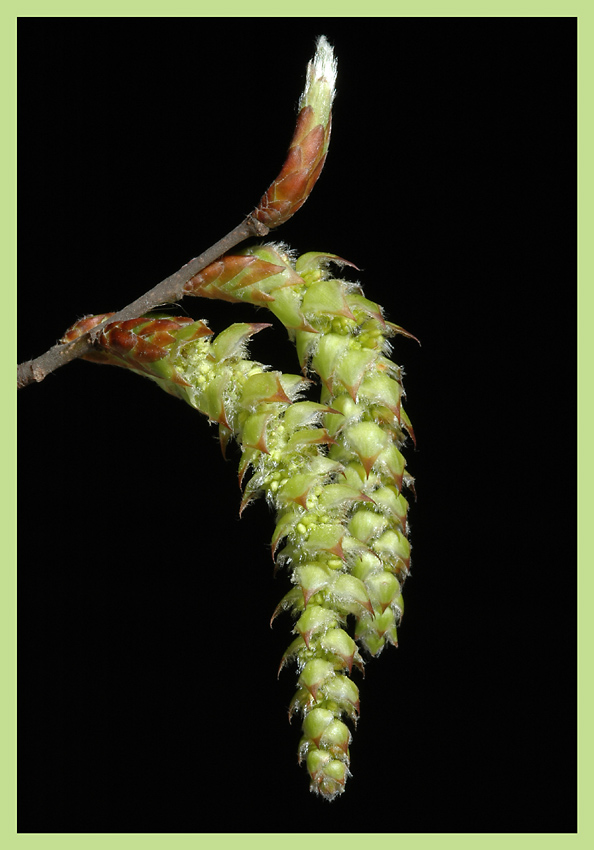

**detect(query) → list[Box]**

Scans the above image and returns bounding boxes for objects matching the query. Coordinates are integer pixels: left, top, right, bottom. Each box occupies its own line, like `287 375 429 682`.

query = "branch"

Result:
17 216 268 389
17 35 337 391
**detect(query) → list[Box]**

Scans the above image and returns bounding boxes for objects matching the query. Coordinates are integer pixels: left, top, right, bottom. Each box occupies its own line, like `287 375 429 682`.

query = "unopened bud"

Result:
254 36 337 228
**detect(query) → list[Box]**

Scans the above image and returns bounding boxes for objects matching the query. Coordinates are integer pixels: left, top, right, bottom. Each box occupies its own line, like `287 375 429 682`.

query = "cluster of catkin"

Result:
64 244 415 800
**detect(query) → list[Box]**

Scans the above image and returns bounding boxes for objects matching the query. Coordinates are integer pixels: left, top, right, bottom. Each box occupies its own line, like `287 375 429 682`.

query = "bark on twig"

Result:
17 35 337 391
17 216 269 389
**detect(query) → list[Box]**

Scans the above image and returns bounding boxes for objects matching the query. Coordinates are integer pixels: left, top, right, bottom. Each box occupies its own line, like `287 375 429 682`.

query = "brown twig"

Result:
17 216 269 389
17 35 337 391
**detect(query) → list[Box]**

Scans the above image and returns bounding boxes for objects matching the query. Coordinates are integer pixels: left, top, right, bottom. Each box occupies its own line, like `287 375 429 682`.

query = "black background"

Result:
18 18 576 833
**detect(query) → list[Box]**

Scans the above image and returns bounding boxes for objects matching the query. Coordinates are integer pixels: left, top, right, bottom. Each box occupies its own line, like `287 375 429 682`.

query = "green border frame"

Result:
5 1 587 847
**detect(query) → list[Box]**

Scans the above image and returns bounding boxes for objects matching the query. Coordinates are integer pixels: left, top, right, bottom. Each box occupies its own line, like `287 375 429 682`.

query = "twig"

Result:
17 216 269 390
17 35 337 391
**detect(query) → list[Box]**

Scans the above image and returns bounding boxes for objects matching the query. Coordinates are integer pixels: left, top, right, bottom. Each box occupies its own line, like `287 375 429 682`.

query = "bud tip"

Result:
301 35 338 117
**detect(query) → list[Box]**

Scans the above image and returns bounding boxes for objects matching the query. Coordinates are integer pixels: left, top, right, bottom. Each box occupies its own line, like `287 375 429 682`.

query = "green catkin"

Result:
64 245 415 801
186 245 416 798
